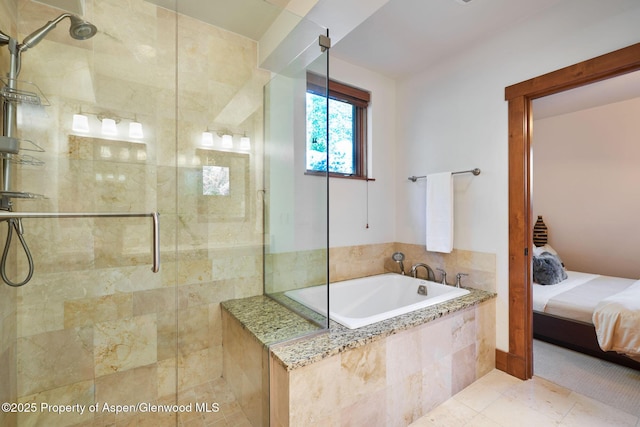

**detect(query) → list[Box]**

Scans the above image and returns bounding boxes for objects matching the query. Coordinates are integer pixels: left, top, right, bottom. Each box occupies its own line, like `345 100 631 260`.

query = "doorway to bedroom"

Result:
504 42 640 380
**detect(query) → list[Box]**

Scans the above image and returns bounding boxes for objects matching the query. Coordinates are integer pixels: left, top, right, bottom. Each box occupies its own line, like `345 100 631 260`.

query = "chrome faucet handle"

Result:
455 273 468 288
436 268 447 285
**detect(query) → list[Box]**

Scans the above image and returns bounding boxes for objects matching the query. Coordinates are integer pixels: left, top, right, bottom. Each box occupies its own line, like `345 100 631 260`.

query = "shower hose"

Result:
1 217 34 287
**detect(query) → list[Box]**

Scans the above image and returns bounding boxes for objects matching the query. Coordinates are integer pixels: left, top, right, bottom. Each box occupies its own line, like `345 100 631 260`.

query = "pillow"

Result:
533 252 567 285
532 244 558 257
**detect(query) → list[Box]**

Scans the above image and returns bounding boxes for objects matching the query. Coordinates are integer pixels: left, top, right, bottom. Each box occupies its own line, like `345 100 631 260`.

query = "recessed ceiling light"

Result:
455 0 473 4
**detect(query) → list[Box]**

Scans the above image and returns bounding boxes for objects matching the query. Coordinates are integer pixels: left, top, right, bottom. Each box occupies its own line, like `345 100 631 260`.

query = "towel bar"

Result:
408 168 480 182
0 211 160 272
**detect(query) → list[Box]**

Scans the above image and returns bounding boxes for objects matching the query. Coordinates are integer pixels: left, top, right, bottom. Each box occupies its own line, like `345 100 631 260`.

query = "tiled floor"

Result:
411 369 640 427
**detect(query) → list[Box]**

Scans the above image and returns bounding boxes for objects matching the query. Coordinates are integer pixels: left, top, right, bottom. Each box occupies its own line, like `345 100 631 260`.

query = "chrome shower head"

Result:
0 30 10 45
69 15 97 40
18 13 97 53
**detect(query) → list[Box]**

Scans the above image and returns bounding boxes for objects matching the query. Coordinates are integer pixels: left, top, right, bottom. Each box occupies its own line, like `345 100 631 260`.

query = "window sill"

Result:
304 171 375 181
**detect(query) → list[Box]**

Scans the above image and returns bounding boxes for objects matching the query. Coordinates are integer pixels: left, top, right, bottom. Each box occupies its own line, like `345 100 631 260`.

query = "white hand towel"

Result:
426 172 453 253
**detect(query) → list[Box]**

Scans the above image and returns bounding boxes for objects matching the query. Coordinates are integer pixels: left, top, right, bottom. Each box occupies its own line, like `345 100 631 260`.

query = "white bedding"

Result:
593 280 640 360
532 271 598 312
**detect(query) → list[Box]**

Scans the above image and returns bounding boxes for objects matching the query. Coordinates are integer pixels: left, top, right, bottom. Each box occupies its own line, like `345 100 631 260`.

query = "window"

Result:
306 73 370 179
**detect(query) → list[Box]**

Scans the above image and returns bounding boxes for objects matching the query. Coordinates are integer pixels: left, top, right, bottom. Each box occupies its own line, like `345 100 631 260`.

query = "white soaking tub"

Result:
284 273 470 329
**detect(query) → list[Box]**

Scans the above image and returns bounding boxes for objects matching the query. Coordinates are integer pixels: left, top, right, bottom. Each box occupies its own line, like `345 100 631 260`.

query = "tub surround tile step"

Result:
222 288 495 371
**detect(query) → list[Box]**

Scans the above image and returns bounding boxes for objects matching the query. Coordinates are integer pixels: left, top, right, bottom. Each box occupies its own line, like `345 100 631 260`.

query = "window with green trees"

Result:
306 73 370 179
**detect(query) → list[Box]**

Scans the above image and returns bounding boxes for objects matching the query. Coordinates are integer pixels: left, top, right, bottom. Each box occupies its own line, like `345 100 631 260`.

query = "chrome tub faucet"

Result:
410 263 435 282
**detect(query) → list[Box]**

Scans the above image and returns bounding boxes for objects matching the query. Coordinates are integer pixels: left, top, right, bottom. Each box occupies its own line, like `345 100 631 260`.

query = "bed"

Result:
532 245 640 370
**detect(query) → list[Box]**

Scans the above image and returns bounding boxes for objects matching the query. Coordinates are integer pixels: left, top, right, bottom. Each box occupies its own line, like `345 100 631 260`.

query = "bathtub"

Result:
284 273 470 329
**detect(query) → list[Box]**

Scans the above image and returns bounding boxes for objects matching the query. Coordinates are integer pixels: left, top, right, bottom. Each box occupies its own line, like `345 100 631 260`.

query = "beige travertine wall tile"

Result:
340 389 386 426
339 338 386 407
17 327 94 396
156 310 177 361
94 314 157 377
419 316 454 366
420 355 453 414
133 287 175 316
394 243 496 291
289 356 341 425
387 327 423 386
386 372 424 427
17 379 94 426
95 364 158 406
476 300 497 377
17 300 64 337
222 309 268 426
177 305 209 355
177 348 214 392
452 306 477 353
269 356 290 427
452 343 477 395
157 358 177 399
64 292 133 328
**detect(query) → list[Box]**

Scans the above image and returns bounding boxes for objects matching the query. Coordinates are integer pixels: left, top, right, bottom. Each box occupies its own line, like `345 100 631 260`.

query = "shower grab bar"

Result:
408 168 481 182
0 211 160 272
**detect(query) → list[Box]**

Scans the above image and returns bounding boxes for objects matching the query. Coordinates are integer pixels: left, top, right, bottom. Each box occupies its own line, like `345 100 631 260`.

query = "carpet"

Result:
533 339 640 417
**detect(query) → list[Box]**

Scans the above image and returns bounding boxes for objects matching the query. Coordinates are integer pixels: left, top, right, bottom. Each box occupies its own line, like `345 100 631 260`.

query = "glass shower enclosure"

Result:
264 33 330 329
0 0 329 426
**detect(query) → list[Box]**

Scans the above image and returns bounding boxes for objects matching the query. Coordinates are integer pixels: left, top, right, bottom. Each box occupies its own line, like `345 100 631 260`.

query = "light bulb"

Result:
239 135 251 150
202 131 214 147
101 118 118 136
129 121 144 139
72 114 90 132
221 133 233 148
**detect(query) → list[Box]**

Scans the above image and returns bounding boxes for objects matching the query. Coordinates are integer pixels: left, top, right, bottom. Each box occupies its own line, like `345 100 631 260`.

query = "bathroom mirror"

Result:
197 148 249 221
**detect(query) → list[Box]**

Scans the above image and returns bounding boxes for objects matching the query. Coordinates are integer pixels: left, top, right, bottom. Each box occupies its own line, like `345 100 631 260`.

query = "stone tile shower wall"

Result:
4 1 269 425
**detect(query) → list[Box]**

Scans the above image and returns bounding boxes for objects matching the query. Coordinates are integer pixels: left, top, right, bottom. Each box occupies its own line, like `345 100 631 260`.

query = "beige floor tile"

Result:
559 393 638 427
466 413 504 427
451 370 521 413
416 367 639 427
480 395 560 427
410 397 479 427
501 376 576 421
473 369 522 392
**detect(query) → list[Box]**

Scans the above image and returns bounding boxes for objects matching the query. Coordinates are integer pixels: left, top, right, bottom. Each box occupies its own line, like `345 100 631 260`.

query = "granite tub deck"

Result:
222 288 496 426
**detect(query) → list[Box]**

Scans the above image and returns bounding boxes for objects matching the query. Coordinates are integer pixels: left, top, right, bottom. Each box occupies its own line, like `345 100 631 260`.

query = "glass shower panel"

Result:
264 34 330 329
173 2 274 426
1 0 179 425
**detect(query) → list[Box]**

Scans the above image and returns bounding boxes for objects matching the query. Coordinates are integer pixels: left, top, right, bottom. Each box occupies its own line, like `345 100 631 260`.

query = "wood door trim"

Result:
504 42 640 380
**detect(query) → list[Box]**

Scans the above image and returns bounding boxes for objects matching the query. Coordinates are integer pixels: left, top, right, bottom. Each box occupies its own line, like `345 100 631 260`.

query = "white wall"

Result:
328 56 397 247
533 97 640 279
394 0 640 350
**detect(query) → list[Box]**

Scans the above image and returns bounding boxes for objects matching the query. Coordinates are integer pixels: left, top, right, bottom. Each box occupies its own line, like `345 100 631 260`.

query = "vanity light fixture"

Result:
72 110 145 140
201 127 251 150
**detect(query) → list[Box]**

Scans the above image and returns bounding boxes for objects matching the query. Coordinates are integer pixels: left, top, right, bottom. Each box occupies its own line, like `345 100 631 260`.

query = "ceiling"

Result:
144 0 284 41
533 70 640 119
36 0 640 118
329 0 564 79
